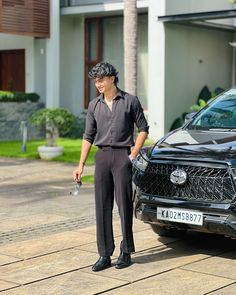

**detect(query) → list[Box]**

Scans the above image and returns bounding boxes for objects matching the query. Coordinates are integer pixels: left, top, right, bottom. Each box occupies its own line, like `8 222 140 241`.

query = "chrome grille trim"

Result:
135 162 236 203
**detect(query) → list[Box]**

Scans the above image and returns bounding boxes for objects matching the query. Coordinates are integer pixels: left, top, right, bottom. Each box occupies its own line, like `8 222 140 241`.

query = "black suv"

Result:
133 88 236 238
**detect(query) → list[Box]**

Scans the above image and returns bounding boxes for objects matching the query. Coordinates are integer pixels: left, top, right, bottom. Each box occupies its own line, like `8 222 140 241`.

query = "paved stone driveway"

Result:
0 157 236 295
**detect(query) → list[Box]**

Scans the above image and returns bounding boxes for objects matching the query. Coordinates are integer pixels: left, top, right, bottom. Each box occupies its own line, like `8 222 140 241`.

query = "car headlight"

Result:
133 154 148 172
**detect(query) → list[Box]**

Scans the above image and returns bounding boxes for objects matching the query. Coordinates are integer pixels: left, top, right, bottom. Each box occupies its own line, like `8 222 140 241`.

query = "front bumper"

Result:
133 189 236 238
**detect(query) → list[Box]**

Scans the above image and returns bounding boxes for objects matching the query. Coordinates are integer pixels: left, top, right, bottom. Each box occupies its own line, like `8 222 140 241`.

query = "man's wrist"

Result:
129 155 136 163
79 162 85 166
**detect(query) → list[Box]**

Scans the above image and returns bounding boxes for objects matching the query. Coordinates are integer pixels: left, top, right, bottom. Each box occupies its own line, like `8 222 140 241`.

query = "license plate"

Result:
157 207 203 226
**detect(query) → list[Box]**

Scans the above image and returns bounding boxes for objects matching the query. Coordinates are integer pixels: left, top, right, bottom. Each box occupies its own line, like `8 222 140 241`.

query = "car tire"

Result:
150 224 186 237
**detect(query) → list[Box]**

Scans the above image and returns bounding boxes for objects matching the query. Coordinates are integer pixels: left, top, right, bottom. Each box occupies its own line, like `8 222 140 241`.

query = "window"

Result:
84 18 102 108
84 14 148 109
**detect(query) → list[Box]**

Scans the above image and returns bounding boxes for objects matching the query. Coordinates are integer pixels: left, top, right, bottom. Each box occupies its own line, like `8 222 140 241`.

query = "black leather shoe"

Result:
115 251 131 269
92 256 111 272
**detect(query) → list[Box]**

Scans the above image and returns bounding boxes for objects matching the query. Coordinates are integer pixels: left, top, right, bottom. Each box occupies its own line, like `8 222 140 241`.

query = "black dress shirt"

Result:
83 88 149 147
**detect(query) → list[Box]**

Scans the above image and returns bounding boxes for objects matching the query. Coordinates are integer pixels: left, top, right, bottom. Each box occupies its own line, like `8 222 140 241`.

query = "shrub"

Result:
30 108 76 146
189 99 207 112
0 91 40 102
169 86 224 131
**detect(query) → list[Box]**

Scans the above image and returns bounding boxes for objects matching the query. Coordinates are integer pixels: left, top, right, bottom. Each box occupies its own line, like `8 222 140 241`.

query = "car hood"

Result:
151 129 236 165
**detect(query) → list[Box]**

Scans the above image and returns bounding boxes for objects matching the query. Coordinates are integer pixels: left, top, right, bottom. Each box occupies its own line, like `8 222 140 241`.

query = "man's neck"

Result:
104 86 117 101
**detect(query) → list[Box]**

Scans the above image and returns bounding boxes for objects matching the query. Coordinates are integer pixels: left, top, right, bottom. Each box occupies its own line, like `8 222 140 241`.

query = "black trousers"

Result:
94 146 135 256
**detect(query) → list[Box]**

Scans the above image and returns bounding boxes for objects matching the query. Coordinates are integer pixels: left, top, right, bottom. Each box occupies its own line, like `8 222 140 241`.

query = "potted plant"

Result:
30 108 76 160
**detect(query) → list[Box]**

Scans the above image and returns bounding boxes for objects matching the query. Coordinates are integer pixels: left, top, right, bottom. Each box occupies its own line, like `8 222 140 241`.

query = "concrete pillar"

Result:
46 0 60 108
148 0 166 140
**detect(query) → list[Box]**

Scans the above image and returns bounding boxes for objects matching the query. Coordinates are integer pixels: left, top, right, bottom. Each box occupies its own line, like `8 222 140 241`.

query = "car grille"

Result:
136 163 236 203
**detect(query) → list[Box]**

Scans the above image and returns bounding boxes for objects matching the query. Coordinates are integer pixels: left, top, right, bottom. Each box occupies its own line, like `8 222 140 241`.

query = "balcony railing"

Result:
60 0 122 8
0 0 49 37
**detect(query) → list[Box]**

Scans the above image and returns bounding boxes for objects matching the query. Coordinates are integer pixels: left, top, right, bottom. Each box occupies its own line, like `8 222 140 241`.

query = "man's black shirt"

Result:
83 88 149 147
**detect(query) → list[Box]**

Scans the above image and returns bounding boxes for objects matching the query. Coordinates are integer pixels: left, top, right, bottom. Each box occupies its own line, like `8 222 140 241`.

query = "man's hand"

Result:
130 131 148 158
73 162 84 182
129 154 136 164
73 139 92 182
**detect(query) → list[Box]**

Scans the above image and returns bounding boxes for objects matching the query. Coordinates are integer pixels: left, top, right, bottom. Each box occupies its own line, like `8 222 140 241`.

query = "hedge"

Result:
0 91 40 102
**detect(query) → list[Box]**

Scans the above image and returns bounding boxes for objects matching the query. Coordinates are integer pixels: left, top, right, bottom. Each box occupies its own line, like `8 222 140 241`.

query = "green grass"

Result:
0 138 97 165
0 138 153 165
51 138 97 165
0 138 154 184
144 139 155 146
0 138 154 163
82 175 94 183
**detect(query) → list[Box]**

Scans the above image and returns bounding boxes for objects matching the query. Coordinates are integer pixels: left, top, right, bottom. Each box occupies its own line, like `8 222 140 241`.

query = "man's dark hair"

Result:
88 62 119 84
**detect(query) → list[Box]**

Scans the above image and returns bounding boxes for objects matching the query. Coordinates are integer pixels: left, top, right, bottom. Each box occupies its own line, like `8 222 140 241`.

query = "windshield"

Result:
187 89 236 131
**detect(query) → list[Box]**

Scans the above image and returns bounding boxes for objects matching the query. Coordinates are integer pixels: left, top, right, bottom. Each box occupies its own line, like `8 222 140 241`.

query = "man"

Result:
73 62 149 271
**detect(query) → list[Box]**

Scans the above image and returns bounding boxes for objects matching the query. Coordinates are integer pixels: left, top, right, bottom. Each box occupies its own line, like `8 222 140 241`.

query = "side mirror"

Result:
184 112 197 124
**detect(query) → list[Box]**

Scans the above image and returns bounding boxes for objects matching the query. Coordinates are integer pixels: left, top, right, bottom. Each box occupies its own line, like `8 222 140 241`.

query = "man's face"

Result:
94 76 115 94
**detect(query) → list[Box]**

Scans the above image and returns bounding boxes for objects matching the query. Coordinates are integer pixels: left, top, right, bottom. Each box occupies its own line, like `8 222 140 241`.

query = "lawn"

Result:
0 138 97 165
0 138 154 164
0 138 154 183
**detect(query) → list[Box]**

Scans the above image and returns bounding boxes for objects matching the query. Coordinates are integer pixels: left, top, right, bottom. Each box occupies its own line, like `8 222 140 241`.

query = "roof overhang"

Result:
158 9 236 32
60 0 148 17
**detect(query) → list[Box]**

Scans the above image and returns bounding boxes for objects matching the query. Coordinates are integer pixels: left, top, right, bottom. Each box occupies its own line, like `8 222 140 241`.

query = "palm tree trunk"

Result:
124 0 137 96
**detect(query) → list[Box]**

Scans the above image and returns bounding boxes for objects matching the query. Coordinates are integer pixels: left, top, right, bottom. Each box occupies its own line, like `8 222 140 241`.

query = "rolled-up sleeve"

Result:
83 102 97 144
132 96 149 133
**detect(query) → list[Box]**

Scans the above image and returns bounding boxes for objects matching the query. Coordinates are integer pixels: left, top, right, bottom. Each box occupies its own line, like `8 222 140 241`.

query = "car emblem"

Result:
170 169 187 185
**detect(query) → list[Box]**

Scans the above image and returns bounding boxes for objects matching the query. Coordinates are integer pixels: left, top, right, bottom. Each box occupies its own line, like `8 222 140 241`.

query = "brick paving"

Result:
0 157 236 294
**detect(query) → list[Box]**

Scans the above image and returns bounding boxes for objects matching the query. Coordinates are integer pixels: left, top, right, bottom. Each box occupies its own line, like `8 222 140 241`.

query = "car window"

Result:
187 93 236 130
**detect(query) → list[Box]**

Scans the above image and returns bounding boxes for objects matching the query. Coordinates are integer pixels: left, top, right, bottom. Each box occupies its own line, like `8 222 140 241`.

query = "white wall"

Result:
34 39 46 103
166 0 234 14
165 24 232 132
166 0 235 27
148 0 166 140
0 33 35 93
137 15 148 110
60 16 84 115
147 0 234 140
46 0 60 108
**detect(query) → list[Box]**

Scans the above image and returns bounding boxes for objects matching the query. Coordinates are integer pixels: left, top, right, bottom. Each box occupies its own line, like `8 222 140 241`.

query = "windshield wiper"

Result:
209 128 236 132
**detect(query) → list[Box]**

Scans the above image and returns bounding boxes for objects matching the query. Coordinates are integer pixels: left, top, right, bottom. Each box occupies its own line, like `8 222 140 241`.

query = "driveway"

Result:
0 157 236 294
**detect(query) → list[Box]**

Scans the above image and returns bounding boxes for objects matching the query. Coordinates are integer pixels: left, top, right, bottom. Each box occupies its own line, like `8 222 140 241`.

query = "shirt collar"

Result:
115 88 125 99
98 88 125 102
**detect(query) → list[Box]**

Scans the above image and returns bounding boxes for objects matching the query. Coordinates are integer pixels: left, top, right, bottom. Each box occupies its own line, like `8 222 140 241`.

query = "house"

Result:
0 0 236 140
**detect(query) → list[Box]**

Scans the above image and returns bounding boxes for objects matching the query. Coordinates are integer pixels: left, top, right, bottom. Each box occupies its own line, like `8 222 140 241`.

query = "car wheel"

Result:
150 224 186 237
